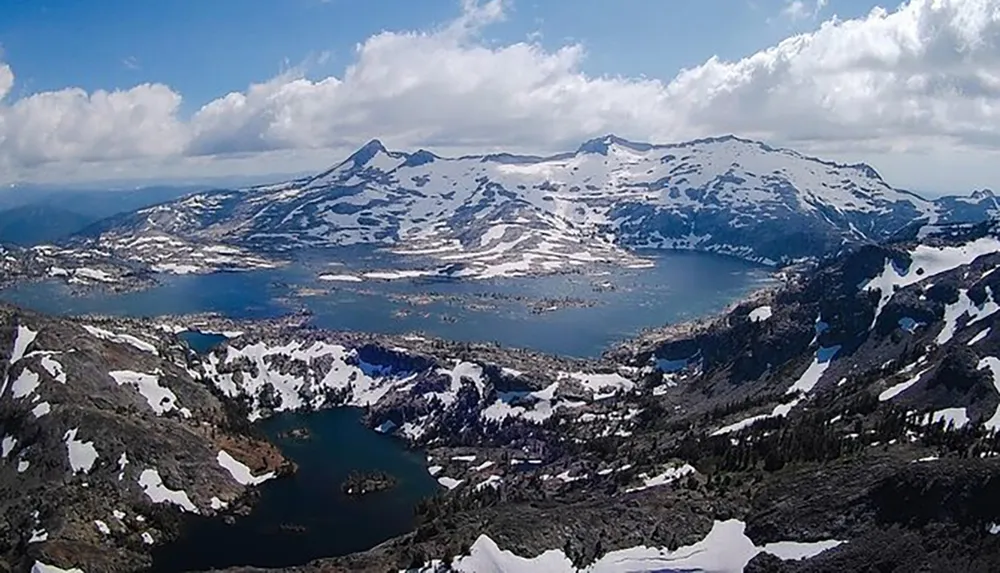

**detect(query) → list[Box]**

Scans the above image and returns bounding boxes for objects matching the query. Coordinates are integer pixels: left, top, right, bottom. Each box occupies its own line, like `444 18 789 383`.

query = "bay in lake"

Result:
150 408 440 571
0 249 774 357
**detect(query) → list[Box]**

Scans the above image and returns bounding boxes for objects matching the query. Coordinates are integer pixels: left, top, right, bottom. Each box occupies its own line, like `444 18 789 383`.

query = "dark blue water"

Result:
177 331 229 354
151 408 440 571
0 249 773 357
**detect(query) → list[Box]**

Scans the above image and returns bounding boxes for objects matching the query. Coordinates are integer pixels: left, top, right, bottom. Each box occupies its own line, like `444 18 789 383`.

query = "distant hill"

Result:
0 185 203 221
0 185 206 246
0 204 96 245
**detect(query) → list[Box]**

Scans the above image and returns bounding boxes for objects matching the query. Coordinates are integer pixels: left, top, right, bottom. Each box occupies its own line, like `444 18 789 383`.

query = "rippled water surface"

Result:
1 249 774 357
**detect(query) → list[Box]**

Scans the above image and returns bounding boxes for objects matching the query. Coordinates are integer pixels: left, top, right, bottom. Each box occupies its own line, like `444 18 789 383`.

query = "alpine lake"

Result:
1 248 775 570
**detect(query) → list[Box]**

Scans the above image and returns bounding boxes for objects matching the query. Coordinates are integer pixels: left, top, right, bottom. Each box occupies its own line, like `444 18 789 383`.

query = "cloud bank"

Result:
1 0 999 191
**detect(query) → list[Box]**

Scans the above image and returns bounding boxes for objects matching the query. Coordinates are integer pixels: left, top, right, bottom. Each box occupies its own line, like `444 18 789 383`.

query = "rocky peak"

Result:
575 134 654 155
971 188 997 202
345 138 389 168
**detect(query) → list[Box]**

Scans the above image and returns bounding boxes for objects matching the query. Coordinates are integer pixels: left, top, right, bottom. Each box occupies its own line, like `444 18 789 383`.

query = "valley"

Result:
3 136 1000 573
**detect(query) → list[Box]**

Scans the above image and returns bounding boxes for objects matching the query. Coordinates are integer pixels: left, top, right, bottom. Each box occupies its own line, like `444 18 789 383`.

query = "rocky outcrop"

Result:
0 305 292 573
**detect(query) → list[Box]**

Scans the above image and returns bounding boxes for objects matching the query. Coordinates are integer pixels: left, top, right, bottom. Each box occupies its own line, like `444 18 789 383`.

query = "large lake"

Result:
0 249 773 357
4 249 774 570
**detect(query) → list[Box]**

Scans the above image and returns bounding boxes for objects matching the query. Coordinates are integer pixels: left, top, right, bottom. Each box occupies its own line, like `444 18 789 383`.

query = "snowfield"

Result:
407 519 844 573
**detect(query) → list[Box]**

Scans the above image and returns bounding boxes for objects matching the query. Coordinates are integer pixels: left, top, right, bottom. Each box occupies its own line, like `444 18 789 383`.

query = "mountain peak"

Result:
576 134 653 155
347 139 388 166
402 149 437 168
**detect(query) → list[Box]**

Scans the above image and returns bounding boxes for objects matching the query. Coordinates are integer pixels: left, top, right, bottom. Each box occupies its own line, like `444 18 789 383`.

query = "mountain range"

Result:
71 135 999 281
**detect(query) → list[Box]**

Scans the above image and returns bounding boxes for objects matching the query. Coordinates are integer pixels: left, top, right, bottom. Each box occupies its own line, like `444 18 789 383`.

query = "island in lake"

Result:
341 470 399 496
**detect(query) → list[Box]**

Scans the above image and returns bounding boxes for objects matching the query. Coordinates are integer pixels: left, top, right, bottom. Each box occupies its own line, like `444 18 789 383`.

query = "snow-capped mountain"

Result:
79 136 998 277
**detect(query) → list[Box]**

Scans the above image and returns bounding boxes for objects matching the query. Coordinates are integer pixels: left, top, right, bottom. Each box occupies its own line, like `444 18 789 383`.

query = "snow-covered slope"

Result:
80 136 996 277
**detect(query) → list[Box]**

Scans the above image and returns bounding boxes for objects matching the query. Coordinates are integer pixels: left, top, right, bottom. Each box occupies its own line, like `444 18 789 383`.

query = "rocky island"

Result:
340 470 399 496
277 427 312 441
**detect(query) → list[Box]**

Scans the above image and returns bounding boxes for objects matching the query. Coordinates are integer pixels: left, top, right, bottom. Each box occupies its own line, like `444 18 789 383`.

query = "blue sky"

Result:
0 0 998 193
1 0 876 113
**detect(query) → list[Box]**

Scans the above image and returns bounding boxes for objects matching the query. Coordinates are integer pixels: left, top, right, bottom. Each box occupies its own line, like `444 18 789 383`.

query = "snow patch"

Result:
879 368 931 402
438 477 463 490
318 273 363 282
624 464 696 493
564 371 634 399
927 407 970 429
216 450 276 486
10 368 40 399
31 562 84 573
10 325 38 364
39 355 67 383
138 469 198 513
863 237 1000 329
82 325 158 355
31 402 51 418
1 435 16 459
109 370 190 417
712 397 804 436
786 346 839 395
936 288 1000 345
969 327 991 346
748 305 773 322
64 428 98 474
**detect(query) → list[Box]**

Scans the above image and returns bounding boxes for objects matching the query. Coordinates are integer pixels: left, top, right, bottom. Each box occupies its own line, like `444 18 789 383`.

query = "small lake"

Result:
0 249 774 357
151 408 440 571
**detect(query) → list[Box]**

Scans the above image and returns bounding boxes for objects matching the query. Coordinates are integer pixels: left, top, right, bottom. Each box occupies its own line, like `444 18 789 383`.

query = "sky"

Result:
0 0 998 194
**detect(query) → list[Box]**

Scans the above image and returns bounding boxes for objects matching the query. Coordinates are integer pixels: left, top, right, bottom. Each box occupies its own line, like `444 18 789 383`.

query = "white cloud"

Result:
781 0 827 21
1 0 1000 192
0 63 12 101
0 81 187 169
122 56 141 71
782 1 811 21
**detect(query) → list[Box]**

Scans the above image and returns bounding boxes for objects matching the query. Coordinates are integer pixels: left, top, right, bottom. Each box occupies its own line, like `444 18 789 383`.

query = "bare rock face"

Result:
0 305 291 573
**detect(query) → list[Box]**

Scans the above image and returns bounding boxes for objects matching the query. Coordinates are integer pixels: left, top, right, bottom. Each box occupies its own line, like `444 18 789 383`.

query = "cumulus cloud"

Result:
0 83 187 168
677 0 1000 152
1 0 1000 191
